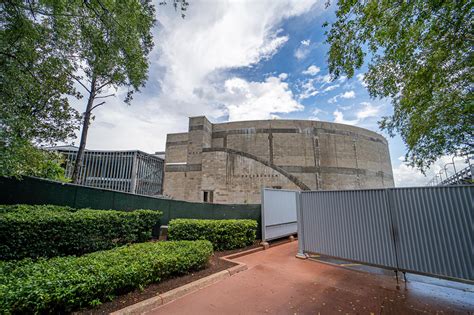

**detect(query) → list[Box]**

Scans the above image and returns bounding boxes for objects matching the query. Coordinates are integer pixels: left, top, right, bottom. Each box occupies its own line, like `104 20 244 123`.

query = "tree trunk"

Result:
71 77 96 184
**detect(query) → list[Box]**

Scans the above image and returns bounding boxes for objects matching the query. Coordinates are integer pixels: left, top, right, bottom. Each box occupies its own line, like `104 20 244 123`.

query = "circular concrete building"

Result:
163 116 394 204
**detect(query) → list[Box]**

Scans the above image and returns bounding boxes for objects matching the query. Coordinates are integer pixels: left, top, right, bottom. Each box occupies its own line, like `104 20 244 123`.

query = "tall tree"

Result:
63 0 156 183
325 0 473 171
1 0 188 181
1 1 81 179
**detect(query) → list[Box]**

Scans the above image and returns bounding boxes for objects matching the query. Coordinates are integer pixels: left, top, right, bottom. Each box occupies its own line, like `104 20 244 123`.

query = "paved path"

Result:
150 242 474 314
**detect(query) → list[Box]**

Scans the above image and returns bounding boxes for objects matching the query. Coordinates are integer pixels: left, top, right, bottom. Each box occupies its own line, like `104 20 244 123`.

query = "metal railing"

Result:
53 149 164 196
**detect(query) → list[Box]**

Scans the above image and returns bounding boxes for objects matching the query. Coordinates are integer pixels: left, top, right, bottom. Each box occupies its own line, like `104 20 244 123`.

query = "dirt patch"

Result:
74 243 260 315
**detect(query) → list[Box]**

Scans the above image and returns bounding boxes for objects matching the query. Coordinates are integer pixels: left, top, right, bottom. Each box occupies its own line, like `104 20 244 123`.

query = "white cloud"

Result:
338 75 347 82
356 102 379 120
392 155 469 187
309 107 327 120
302 65 321 76
70 0 323 152
278 73 288 80
299 78 320 99
323 84 339 92
333 110 359 125
356 73 367 87
341 90 355 99
222 76 304 121
328 90 355 103
332 102 380 126
316 74 332 84
301 39 311 46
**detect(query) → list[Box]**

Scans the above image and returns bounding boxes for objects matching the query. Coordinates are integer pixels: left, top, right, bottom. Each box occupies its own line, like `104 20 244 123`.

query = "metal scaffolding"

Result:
51 147 164 196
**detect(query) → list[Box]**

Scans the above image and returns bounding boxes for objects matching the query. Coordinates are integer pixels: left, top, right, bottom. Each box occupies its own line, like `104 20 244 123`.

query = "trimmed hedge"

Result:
0 204 162 260
0 240 213 314
168 219 257 251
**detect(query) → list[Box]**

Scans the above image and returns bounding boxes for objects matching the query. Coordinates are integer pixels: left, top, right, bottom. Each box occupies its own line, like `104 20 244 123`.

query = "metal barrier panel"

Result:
262 188 298 241
297 186 474 282
391 186 474 281
299 190 398 269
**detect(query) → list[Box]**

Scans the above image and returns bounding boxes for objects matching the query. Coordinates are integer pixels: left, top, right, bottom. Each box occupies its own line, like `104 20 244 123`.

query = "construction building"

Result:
163 116 394 204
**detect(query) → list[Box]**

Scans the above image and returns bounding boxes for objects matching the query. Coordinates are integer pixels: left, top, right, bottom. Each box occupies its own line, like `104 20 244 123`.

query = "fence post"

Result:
260 187 267 242
295 191 306 259
130 152 138 194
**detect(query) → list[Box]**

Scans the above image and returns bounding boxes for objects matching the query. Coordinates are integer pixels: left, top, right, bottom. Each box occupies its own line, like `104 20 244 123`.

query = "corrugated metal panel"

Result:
262 189 298 241
299 189 398 268
296 186 474 282
391 186 474 281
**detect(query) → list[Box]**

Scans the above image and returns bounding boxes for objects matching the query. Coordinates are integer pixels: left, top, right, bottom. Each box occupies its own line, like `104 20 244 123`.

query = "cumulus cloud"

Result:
309 107 327 120
356 73 367 87
392 155 469 187
301 39 311 46
294 39 313 59
328 90 356 103
302 65 321 76
333 110 359 125
69 0 323 152
356 102 379 120
332 102 380 126
221 76 304 121
323 84 339 92
299 78 319 99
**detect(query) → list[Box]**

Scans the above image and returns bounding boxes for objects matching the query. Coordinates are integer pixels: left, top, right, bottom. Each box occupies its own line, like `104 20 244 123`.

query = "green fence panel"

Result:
0 176 262 238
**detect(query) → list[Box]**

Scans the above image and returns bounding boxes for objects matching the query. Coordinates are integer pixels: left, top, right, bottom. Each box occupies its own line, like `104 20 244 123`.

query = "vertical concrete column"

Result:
187 116 212 165
186 116 213 201
295 191 307 259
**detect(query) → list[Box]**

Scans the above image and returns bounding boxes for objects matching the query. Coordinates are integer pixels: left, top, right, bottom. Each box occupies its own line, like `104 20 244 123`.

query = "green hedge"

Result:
0 240 213 314
0 204 162 260
168 219 257 251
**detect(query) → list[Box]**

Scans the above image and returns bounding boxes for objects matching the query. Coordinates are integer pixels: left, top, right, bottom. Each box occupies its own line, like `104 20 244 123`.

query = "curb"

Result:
111 261 247 315
112 243 280 315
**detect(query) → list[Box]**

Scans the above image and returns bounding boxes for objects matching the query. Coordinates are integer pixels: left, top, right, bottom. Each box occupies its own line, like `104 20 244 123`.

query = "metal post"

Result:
451 156 458 184
130 152 138 194
261 187 266 242
295 191 306 259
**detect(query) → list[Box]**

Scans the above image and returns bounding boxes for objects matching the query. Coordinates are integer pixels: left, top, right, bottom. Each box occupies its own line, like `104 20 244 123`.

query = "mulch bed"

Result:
74 242 261 315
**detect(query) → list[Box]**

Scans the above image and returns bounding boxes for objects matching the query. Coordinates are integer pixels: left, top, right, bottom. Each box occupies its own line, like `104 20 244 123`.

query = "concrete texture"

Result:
163 116 394 204
150 242 474 315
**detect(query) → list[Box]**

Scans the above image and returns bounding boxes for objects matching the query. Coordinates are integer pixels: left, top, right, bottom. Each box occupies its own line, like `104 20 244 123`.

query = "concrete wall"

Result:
163 116 394 204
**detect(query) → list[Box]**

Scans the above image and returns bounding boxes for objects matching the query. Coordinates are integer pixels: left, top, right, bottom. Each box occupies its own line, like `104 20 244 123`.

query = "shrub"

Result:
0 204 162 260
168 219 257 251
0 240 213 314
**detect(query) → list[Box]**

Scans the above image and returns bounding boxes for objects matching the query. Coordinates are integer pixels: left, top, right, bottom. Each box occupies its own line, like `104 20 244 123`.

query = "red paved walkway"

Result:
150 242 474 314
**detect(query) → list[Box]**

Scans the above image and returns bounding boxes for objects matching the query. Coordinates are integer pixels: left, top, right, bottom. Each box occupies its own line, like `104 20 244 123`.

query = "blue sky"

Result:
68 0 461 186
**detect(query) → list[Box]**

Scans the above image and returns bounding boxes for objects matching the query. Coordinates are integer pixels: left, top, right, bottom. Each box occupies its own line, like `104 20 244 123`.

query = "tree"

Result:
325 0 473 171
59 1 157 183
1 0 188 181
1 1 81 152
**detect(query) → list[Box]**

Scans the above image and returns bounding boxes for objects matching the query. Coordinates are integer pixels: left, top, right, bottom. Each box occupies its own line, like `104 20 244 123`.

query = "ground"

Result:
150 241 474 314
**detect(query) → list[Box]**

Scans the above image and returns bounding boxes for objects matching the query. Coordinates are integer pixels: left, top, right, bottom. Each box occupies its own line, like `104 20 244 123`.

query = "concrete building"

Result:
163 116 394 204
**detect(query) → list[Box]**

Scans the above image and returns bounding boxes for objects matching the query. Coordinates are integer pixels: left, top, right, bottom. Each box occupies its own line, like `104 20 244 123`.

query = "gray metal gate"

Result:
296 186 473 282
261 188 298 241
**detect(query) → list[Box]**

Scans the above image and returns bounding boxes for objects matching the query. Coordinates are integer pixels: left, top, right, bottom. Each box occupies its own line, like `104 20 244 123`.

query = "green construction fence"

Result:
0 176 262 238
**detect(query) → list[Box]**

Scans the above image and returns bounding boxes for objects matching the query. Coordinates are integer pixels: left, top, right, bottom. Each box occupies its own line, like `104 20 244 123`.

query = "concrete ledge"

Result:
159 270 230 305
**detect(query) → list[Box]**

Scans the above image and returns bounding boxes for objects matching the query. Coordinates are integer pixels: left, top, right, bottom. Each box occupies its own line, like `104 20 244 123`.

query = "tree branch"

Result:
86 101 106 113
95 93 115 99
